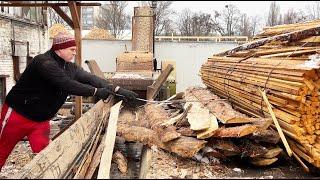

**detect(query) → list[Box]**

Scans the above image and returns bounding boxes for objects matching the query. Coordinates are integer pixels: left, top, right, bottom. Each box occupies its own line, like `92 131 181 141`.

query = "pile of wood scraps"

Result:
200 20 320 169
117 87 283 167
83 28 115 40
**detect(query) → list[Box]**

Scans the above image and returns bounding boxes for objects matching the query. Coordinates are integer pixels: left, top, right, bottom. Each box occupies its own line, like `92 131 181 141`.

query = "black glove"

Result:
117 87 138 101
95 87 112 100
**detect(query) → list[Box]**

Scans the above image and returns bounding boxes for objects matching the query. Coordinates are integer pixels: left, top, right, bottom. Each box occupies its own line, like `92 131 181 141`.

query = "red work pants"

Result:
0 103 50 170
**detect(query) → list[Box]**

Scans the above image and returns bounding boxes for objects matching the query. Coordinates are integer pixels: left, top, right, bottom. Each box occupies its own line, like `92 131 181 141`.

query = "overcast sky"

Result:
125 1 316 18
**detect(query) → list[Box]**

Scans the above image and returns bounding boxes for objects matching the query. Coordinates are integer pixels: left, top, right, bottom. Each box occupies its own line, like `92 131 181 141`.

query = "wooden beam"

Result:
218 23 320 56
68 1 80 29
13 99 113 179
259 89 293 157
71 2 82 120
84 135 106 179
147 64 173 100
85 60 106 79
97 101 122 179
1 2 101 7
51 6 74 29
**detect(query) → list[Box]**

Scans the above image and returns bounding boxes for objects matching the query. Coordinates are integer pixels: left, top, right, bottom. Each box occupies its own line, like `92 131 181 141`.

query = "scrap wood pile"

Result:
13 98 122 179
48 24 69 38
83 28 116 40
117 87 283 167
200 20 320 169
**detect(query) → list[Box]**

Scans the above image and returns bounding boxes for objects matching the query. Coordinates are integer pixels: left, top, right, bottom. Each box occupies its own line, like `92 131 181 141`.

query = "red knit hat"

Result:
51 32 76 50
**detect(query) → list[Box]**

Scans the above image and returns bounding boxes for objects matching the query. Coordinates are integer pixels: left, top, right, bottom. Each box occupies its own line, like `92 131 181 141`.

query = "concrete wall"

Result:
82 40 238 92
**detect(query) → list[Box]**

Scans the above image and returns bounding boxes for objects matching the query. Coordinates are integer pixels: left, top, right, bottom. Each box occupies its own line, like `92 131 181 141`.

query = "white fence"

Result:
81 40 238 92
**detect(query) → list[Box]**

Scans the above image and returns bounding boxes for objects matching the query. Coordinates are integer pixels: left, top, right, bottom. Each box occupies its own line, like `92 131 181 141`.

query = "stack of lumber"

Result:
200 20 320 169
117 87 283 166
83 28 115 40
48 23 69 38
116 51 153 72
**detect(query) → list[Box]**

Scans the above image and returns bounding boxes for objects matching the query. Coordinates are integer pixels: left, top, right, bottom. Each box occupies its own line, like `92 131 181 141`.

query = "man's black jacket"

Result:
5 50 110 121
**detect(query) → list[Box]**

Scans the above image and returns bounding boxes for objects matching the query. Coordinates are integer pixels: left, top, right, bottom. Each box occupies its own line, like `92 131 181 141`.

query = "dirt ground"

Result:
1 140 319 179
146 146 320 179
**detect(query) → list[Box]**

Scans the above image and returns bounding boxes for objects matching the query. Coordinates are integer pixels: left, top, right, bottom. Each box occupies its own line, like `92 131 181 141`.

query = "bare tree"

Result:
177 9 215 36
305 2 320 20
212 4 241 36
95 1 130 38
283 8 307 24
139 1 175 35
212 10 225 35
250 15 261 37
47 1 69 27
237 13 250 36
267 1 281 26
177 8 193 35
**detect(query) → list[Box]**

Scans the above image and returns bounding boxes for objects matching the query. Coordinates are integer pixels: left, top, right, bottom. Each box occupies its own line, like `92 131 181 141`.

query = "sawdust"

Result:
0 141 34 179
83 28 115 40
146 147 226 179
146 147 320 179
48 24 69 38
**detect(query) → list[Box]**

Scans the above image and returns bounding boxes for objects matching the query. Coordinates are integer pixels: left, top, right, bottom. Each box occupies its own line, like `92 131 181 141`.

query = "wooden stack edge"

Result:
200 20 320 168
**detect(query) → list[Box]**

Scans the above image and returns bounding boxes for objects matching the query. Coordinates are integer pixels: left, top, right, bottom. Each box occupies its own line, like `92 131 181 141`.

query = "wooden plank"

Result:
85 60 106 79
0 2 101 7
212 124 258 138
139 147 153 179
160 104 192 127
147 64 174 100
196 114 219 139
292 151 310 173
117 124 206 158
51 6 74 29
68 1 80 28
73 123 104 178
260 89 293 157
218 23 320 56
84 135 106 179
262 147 283 158
250 157 278 166
210 139 241 156
14 99 113 179
185 101 211 130
249 129 280 144
97 101 122 179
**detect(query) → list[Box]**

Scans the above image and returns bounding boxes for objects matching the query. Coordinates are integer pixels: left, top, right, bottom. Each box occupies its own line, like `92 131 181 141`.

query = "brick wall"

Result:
0 17 48 96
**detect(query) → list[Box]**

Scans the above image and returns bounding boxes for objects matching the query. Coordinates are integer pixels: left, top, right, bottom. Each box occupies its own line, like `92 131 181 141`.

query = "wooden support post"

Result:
97 101 122 179
147 64 173 100
68 1 82 120
259 89 293 157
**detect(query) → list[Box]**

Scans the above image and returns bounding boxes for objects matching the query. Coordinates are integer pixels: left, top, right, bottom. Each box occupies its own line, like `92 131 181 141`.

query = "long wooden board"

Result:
14 99 114 179
97 101 122 179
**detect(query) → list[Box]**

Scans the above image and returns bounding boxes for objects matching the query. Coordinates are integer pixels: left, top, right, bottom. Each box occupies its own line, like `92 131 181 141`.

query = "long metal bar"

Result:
0 2 101 7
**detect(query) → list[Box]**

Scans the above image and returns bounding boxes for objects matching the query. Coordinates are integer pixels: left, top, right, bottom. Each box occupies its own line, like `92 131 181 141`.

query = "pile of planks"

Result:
116 51 154 72
117 87 283 167
200 20 320 169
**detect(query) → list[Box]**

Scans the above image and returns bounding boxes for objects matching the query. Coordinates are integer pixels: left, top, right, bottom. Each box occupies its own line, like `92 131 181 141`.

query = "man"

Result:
0 32 138 170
